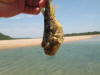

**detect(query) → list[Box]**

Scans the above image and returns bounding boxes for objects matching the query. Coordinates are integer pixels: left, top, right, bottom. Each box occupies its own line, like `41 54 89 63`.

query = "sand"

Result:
0 35 100 50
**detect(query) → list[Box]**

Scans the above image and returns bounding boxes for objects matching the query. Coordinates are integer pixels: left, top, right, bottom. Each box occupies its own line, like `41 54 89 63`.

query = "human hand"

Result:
0 0 47 17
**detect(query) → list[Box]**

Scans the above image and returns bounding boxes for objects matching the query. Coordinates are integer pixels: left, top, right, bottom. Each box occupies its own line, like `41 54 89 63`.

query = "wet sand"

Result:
0 35 100 50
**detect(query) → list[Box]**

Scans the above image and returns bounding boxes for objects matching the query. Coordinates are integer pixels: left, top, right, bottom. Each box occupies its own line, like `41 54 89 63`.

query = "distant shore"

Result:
0 35 100 50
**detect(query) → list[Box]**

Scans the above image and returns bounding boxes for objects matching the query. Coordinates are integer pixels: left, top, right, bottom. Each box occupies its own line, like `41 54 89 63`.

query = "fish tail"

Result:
45 0 55 16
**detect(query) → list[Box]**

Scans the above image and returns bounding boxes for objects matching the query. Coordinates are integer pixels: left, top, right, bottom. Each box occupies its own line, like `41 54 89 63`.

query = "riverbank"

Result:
0 35 100 50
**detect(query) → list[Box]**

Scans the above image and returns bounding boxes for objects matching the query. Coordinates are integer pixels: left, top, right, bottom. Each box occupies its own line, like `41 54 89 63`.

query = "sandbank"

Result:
0 35 100 50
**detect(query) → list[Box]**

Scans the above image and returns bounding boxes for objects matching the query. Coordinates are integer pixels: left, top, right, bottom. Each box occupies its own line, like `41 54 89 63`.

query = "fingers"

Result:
39 0 47 8
26 0 39 7
26 0 33 6
23 0 47 15
23 6 40 15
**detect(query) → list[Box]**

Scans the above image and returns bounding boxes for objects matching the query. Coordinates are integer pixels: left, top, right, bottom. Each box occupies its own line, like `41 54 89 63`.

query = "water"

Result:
0 37 100 75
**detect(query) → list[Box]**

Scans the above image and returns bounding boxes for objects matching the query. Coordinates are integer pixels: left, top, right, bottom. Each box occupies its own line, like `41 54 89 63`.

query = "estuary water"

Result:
0 37 100 75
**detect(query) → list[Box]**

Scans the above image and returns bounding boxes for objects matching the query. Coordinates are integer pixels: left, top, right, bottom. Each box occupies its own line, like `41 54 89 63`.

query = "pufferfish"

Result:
41 0 64 56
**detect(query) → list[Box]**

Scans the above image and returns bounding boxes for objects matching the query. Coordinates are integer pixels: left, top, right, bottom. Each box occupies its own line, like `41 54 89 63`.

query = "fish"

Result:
41 0 64 56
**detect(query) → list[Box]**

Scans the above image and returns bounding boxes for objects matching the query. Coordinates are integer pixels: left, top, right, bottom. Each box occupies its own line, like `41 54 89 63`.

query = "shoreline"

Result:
0 35 100 50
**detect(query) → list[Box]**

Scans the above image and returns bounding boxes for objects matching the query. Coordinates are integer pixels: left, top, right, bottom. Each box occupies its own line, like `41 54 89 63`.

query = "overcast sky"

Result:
0 0 100 38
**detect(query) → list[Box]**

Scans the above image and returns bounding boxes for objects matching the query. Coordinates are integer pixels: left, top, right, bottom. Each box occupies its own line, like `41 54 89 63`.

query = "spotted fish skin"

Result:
42 0 64 56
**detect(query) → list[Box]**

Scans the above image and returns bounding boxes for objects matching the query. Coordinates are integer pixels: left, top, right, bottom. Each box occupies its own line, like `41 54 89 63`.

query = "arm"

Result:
0 0 47 17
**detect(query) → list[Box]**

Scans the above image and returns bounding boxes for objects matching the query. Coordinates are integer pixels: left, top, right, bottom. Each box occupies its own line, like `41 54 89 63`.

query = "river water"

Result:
0 37 100 75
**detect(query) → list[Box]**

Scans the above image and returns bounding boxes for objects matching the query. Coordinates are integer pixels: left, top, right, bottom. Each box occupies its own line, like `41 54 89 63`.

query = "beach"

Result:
0 35 100 50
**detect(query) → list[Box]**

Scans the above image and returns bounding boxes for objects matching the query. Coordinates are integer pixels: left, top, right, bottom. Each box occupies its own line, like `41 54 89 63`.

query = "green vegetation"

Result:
64 31 100 36
0 33 12 40
0 31 100 40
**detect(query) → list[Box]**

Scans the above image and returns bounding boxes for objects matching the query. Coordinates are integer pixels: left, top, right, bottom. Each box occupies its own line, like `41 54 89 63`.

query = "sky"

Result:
0 0 100 38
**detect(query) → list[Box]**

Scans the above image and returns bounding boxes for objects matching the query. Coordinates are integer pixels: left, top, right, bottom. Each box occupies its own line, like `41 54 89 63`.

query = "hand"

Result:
0 0 47 17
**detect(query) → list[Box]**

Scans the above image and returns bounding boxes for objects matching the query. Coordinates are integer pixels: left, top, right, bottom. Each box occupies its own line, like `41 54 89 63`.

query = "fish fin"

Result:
54 5 58 14
49 0 55 15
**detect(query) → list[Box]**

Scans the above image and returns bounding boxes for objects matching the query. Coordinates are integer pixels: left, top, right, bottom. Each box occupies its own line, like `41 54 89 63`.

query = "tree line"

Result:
0 33 12 40
64 31 100 36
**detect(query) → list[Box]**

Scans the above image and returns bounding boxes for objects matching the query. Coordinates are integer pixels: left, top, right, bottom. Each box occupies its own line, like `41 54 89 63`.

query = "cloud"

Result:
9 14 34 20
0 26 43 38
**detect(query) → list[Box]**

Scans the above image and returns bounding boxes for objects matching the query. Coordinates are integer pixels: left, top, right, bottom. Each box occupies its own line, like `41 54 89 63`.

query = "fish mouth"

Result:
42 40 62 56
44 45 60 56
44 49 56 56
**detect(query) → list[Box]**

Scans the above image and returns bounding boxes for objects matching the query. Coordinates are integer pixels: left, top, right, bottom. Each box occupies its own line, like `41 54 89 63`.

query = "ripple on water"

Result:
0 37 100 75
